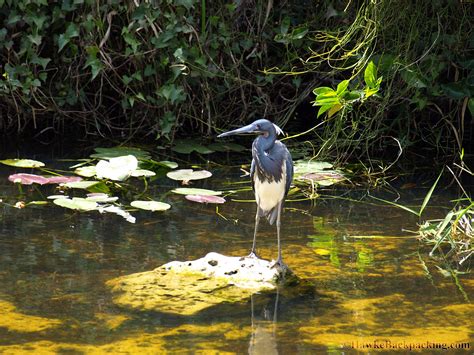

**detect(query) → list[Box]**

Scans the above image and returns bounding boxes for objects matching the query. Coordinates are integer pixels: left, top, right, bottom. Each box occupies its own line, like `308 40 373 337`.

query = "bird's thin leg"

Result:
272 202 283 267
248 209 260 258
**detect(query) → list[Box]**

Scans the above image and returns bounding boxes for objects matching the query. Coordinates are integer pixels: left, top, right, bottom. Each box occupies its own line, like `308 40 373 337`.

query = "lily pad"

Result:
158 160 178 169
85 193 118 203
172 140 214 154
90 147 151 160
74 166 97 177
53 197 98 211
172 188 222 196
0 159 45 168
293 160 334 175
95 155 138 181
185 195 226 204
131 200 171 211
130 169 156 177
8 173 82 185
47 195 68 200
166 169 212 181
62 181 102 189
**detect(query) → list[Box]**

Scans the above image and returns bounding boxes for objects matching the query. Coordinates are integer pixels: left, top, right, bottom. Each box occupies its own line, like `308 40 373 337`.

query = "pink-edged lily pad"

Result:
8 173 82 185
185 195 226 204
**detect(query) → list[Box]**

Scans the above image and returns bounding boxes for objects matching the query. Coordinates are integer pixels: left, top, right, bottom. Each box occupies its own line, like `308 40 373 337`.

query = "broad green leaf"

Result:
468 98 474 117
131 200 171 211
54 197 98 211
336 80 349 96
172 188 222 196
328 103 342 117
313 87 335 96
172 140 214 154
0 159 45 168
166 169 212 181
317 104 333 117
364 61 377 88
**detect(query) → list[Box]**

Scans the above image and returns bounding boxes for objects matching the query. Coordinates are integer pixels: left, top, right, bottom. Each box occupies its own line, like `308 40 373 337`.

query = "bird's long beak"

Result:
217 123 258 138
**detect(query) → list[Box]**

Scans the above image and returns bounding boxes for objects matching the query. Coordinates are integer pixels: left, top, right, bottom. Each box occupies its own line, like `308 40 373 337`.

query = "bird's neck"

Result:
255 135 275 152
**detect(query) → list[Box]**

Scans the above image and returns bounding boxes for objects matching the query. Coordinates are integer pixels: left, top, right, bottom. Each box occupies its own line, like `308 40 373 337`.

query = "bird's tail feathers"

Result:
258 206 279 225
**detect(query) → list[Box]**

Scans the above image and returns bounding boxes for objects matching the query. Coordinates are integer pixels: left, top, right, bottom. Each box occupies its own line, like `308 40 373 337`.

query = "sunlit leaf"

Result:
95 155 138 181
0 159 45 168
130 169 156 177
364 61 378 88
62 181 102 189
53 197 98 211
74 166 97 177
47 195 68 200
172 188 222 196
85 193 118 203
131 200 171 211
336 80 349 96
166 169 212 181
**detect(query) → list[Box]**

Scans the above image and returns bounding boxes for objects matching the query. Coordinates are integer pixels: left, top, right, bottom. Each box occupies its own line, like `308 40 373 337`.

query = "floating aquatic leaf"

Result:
185 195 226 204
130 169 156 177
294 160 345 187
53 197 98 211
208 142 246 152
9 173 48 185
158 160 178 169
172 188 222 196
166 169 212 181
293 160 334 175
47 195 68 200
131 200 171 211
26 201 48 206
85 193 118 203
299 171 345 186
96 155 138 181
0 159 45 168
172 140 214 154
98 205 136 223
90 147 151 160
74 166 97 177
8 173 82 185
62 181 102 189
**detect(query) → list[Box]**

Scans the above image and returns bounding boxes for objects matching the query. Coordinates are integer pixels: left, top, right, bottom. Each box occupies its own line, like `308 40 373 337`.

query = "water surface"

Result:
0 155 472 353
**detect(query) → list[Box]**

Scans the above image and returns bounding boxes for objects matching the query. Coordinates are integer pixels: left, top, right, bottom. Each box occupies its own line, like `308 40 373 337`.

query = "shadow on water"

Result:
0 153 472 353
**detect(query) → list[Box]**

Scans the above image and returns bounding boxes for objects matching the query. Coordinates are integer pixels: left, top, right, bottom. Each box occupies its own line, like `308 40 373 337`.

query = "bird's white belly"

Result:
254 163 286 212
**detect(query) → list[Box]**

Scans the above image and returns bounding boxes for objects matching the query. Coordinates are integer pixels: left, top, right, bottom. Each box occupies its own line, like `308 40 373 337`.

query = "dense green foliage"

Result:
0 0 472 160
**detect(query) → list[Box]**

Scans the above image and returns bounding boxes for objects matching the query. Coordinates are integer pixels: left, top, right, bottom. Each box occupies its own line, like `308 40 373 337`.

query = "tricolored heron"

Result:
218 119 293 267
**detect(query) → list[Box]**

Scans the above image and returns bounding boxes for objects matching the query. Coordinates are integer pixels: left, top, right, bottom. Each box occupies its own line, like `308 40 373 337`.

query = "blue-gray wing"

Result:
250 158 255 192
285 148 293 196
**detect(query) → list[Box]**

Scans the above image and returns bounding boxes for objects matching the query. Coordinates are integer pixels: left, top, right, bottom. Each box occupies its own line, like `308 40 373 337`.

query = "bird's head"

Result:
217 119 283 138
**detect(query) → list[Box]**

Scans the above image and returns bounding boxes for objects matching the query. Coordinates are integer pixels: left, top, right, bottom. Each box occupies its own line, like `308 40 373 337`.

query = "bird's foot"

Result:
247 250 259 259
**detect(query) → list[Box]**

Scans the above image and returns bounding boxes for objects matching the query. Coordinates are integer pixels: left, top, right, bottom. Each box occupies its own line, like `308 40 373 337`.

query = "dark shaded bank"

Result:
0 1 473 161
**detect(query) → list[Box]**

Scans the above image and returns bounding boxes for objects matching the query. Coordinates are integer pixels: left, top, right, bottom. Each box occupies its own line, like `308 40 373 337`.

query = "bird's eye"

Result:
255 124 260 130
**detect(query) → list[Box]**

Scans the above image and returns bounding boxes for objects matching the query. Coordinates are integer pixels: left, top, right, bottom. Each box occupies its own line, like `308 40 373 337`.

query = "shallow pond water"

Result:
0 153 472 353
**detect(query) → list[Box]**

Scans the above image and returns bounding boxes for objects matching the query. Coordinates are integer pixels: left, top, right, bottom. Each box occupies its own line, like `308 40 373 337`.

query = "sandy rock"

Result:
107 252 291 315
